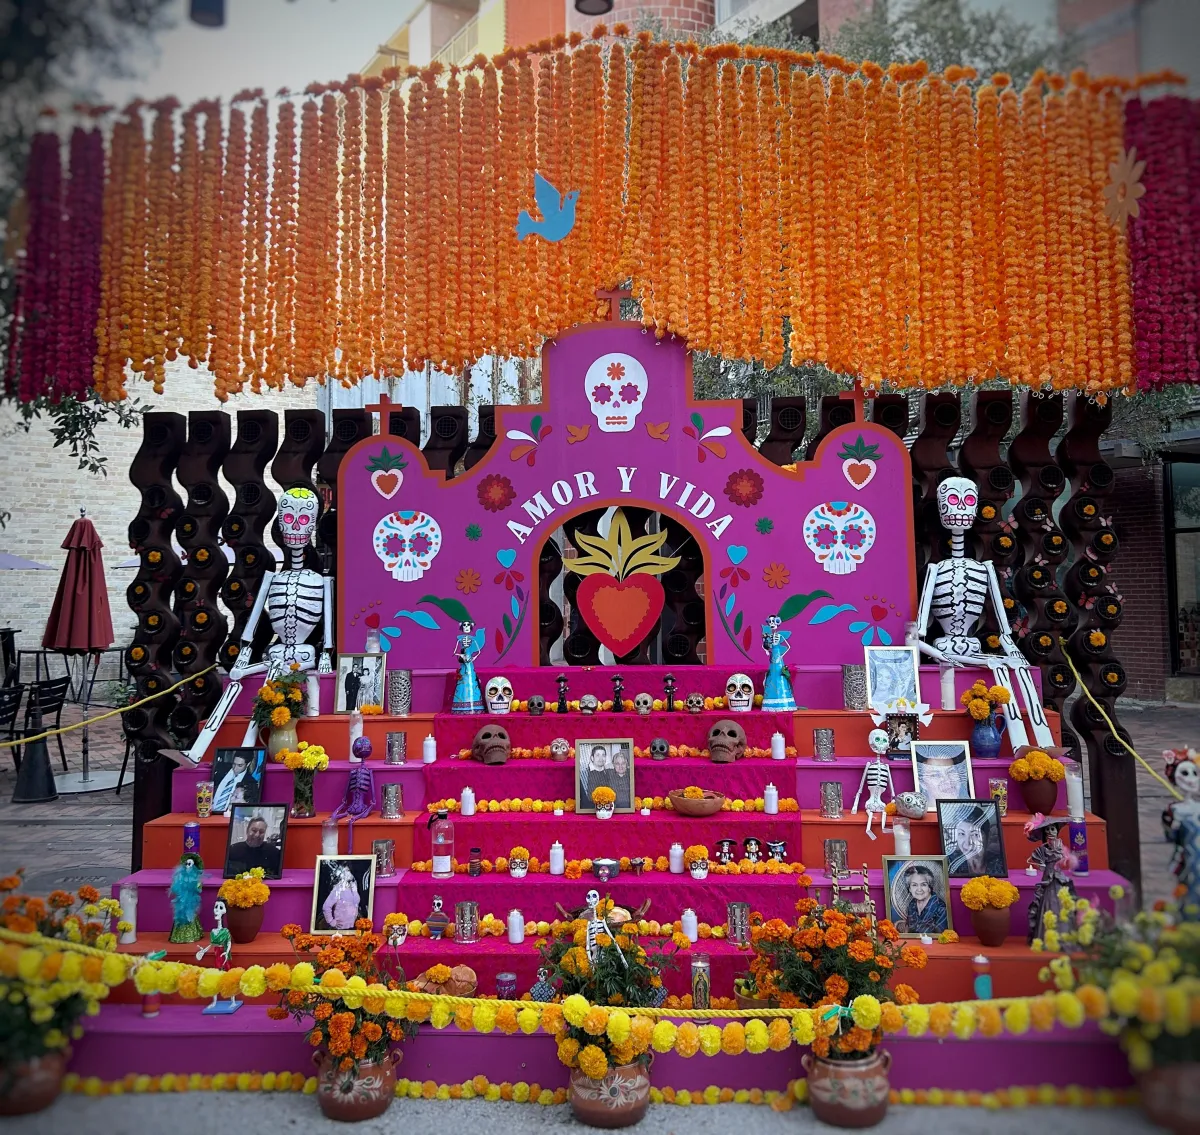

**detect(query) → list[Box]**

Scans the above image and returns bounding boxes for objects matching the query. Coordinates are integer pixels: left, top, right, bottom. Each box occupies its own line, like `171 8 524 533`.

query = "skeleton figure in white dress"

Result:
852 756 894 841
183 488 334 764
916 477 1053 749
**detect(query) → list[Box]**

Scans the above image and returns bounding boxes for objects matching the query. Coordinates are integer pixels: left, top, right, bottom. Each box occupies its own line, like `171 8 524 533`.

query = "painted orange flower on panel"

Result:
762 563 790 589
455 568 481 595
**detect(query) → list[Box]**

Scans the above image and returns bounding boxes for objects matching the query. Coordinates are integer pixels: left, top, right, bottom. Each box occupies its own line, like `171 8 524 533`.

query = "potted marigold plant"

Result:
0 872 127 1116
1008 748 1065 814
960 679 1010 759
216 868 270 944
251 664 308 757
960 876 1019 946
276 921 417 1122
275 741 329 819
591 786 616 819
539 897 680 1128
750 899 927 1129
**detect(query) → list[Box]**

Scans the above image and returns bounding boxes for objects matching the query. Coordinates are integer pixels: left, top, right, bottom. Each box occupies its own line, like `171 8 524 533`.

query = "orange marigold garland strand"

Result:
1101 87 1133 388
1021 74 1050 386
146 98 177 393
121 104 149 383
515 54 537 353
293 97 321 382
362 78 386 378
405 76 429 371
996 79 1024 382
317 91 341 379
662 50 685 340
442 68 462 373
195 102 223 375
598 41 627 299
876 70 905 380
94 114 131 399
244 97 270 391
1065 77 1092 389
1043 76 1070 386
174 105 200 366
211 102 247 398
267 96 298 388
478 64 500 358
757 62 783 368
973 78 1001 376
339 82 364 383
896 67 925 382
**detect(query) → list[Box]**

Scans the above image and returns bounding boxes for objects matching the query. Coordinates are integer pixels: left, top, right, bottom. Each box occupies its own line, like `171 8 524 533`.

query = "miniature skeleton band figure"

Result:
916 477 1053 749
852 756 894 841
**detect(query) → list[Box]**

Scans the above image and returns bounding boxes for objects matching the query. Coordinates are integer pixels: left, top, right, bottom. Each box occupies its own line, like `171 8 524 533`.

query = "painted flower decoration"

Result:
1103 146 1146 232
455 568 481 595
494 547 525 592
762 563 790 589
507 414 552 466
755 517 774 534
683 411 731 462
477 474 516 513
724 468 764 508
465 523 482 541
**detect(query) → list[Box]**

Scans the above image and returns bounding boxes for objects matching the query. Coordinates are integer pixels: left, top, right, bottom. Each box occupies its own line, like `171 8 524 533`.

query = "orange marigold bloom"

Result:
893 984 919 1005
77 885 101 903
824 927 848 948
824 974 850 1000
900 945 928 970
847 939 874 962
362 1022 383 1042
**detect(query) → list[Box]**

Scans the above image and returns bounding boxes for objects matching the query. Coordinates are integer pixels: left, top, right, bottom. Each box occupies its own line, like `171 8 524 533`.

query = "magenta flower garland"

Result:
15 131 63 403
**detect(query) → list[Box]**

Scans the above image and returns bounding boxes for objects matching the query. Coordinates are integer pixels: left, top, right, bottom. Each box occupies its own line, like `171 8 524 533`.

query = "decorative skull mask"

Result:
1165 749 1200 799
893 791 927 819
725 673 754 711
584 352 648 433
527 695 546 716
373 509 443 582
936 476 979 533
580 694 599 715
685 692 705 714
649 737 669 761
549 737 570 762
277 487 319 550
708 719 747 764
802 501 877 576
634 692 654 716
471 724 511 765
485 676 513 715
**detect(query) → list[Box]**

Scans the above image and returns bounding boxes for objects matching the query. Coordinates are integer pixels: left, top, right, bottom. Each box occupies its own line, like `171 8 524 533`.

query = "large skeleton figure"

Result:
916 477 1052 749
184 487 333 764
584 888 627 970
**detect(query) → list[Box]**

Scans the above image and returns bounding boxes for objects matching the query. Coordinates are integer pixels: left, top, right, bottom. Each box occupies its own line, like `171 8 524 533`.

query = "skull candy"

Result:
549 737 571 762
649 737 669 761
583 352 648 433
936 476 979 533
277 487 319 550
373 509 443 582
485 676 513 715
725 673 754 711
634 692 654 716
685 692 705 714
803 501 877 576
708 719 747 764
580 694 599 715
470 724 511 765
527 695 546 716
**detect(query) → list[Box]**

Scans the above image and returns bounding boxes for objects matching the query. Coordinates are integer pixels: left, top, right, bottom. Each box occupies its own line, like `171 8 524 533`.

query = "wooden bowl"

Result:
668 789 726 817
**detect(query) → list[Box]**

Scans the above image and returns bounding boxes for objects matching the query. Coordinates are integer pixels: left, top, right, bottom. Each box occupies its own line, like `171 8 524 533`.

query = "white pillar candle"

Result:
770 731 787 760
1065 760 1085 819
321 819 339 857
461 787 476 817
892 817 911 856
305 674 321 717
681 908 699 944
764 783 779 815
118 884 138 945
508 910 525 944
669 843 685 874
549 842 565 875
348 709 364 761
939 663 956 711
423 734 437 763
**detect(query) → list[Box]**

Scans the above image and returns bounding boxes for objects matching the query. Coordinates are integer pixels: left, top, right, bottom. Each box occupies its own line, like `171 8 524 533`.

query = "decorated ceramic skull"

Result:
583 352 648 433
580 694 599 715
527 695 546 716
634 692 654 715
936 476 979 533
549 737 570 762
688 858 709 879
649 737 669 761
802 501 877 576
1165 748 1200 799
485 676 513 715
725 673 754 711
470 724 511 765
372 509 443 582
893 790 928 819
708 719 747 764
868 728 890 757
685 692 705 714
276 487 319 549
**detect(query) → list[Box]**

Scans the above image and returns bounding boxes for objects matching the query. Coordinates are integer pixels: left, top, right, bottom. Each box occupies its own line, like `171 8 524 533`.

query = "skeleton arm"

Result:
230 570 276 678
851 764 870 814
983 562 1053 747
916 564 948 662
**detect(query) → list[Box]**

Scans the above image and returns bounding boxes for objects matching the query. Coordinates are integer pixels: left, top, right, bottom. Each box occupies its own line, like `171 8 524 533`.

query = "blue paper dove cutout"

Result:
515 172 578 242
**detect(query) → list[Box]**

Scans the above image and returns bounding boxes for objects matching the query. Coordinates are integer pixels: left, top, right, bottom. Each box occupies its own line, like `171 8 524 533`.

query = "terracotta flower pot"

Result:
735 991 778 1010
802 1049 891 1129
569 1062 651 1129
1140 1063 1200 1135
313 1050 402 1122
225 902 265 944
1018 776 1058 815
0 1052 68 1116
968 905 1011 947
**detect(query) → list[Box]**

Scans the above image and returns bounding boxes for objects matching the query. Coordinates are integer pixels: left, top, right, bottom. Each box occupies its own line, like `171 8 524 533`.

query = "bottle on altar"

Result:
428 809 454 878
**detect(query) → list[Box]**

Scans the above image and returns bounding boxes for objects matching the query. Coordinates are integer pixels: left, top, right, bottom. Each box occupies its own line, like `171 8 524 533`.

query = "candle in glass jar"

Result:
669 843 685 874
321 819 339 856
770 731 787 760
461 787 476 816
764 783 779 815
1064 758 1085 819
423 734 437 763
892 816 911 855
549 841 565 875
507 909 525 944
681 908 699 943
119 883 138 944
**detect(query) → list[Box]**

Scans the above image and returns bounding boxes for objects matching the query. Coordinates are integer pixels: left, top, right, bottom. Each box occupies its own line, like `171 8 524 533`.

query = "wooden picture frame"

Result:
882 855 954 938
910 740 975 811
311 855 376 934
210 747 266 815
574 737 636 814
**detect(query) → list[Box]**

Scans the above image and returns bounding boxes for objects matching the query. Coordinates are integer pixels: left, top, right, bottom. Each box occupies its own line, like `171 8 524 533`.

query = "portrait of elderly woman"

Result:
883 856 953 938
937 800 1008 878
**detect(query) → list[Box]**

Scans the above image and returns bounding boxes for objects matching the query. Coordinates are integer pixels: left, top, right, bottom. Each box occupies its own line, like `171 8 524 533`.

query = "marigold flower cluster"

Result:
960 876 1020 911
216 869 270 909
1009 750 1066 782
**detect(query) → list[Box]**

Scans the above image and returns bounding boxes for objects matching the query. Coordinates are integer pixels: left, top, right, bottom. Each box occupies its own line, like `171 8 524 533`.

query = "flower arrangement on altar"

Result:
251 665 307 730
961 877 1020 911
424 794 798 815
217 869 270 909
405 854 811 879
961 681 1010 721
1009 750 1066 782
273 741 329 770
683 845 708 868
360 704 383 716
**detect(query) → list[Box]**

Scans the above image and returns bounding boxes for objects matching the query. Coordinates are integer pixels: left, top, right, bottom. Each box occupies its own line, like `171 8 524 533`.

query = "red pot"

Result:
314 1050 402 1122
969 905 1011 947
0 1052 68 1117
225 903 265 944
1017 777 1058 815
568 1062 651 1129
1140 1063 1200 1135
803 1049 891 1129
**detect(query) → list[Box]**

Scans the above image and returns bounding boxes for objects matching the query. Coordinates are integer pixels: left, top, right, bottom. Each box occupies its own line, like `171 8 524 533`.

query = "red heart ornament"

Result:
365 613 381 628
575 575 666 657
372 470 401 498
871 604 887 622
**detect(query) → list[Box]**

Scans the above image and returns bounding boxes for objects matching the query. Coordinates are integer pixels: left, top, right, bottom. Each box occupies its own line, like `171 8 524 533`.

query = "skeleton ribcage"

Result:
266 569 324 649
864 761 889 805
930 559 989 640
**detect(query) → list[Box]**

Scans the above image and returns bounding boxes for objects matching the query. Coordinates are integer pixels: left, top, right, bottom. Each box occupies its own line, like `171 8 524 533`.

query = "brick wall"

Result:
1107 463 1170 700
566 0 715 36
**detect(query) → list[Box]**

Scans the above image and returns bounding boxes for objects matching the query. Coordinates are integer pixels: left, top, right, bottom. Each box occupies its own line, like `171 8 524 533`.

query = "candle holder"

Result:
691 955 711 1010
387 670 412 716
496 972 517 1000
813 728 836 761
727 902 750 946
195 780 213 817
381 783 403 819
823 838 849 878
385 733 407 764
372 839 396 878
455 901 479 943
842 664 868 710
987 777 1008 817
819 781 843 819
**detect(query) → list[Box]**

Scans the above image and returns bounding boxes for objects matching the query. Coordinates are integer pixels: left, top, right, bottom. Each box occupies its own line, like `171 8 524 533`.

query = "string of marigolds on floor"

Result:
58 1072 1138 1110
404 855 812 877
425 793 801 813
453 744 795 760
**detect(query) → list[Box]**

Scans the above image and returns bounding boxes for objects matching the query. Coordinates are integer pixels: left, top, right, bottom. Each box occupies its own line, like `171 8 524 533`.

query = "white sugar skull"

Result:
802 501 877 576
725 672 754 711
585 888 601 911
583 352 647 433
277 487 319 549
937 476 979 533
868 728 890 756
634 692 654 716
373 510 443 582
1165 749 1200 799
485 676 513 715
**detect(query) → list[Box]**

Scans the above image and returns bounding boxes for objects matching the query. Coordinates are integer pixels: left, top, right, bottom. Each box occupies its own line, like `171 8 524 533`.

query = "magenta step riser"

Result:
171 762 429 813
227 668 450 717
70 1009 1126 1092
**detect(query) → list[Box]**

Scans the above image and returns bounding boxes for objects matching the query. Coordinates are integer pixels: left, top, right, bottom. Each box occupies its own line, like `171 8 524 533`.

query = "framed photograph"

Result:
882 855 954 938
575 738 636 814
885 712 920 759
311 855 376 934
911 740 975 811
864 645 921 714
223 804 288 879
937 799 1008 879
210 747 266 814
335 653 386 713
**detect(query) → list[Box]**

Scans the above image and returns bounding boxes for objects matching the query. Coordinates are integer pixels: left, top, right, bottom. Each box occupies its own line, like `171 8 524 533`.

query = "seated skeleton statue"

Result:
180 487 333 764
916 477 1053 750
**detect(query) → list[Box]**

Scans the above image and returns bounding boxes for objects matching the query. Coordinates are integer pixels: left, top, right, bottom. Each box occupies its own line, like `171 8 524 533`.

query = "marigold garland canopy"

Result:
4 33 1197 401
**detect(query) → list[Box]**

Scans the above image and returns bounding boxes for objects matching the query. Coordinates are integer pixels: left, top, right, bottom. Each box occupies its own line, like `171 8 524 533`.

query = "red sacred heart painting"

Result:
566 510 679 657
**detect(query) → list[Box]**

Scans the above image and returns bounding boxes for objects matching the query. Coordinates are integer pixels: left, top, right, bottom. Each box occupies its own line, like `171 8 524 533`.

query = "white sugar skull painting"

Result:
803 501 876 575
583 353 647 433
373 510 443 582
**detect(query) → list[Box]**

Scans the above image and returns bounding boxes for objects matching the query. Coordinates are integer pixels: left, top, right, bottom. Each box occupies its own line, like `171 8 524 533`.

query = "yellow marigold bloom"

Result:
562 994 589 1028
270 706 292 728
651 1020 678 1053
606 1009 631 1045
791 1011 815 1046
745 1019 769 1054
851 995 882 1030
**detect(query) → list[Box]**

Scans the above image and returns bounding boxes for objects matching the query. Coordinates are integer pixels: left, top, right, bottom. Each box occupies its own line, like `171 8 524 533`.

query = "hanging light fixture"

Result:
190 0 225 27
574 0 614 15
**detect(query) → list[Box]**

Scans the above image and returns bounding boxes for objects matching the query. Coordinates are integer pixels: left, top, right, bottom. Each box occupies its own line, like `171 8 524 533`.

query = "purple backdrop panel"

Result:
337 321 917 669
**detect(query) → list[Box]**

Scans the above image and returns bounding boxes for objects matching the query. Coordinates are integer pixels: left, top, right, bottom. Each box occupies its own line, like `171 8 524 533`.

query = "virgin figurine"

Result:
451 619 485 714
1024 814 1077 944
168 851 205 944
760 615 796 712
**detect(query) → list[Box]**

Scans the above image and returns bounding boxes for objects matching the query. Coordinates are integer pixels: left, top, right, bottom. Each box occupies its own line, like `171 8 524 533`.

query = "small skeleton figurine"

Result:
529 966 557 1002
611 673 625 712
185 487 333 763
743 836 762 864
916 477 1052 750
1163 749 1200 916
196 899 238 1013
584 889 626 969
556 673 570 715
761 615 797 712
852 756 894 841
451 620 486 714
662 672 676 711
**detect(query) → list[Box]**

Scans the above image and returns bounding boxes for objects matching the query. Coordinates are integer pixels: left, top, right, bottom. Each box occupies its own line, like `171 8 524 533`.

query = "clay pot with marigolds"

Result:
0 1053 68 1116
803 1049 892 1129
313 1050 402 1122
568 1062 651 1129
225 902 265 944
968 905 1010 948
1018 777 1058 815
1140 1063 1200 1135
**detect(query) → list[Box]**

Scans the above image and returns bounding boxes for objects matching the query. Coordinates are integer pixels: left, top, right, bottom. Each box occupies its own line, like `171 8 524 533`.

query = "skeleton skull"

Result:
471 724 511 765
634 692 654 716
276 487 320 549
583 352 648 433
868 728 890 757
550 737 571 762
527 694 546 716
373 509 443 582
580 694 599 715
1165 750 1200 799
766 839 788 863
725 673 754 711
649 737 669 761
585 888 601 911
743 837 762 863
937 476 979 533
803 501 877 576
485 676 513 715
708 719 747 764
688 859 709 879
685 692 705 714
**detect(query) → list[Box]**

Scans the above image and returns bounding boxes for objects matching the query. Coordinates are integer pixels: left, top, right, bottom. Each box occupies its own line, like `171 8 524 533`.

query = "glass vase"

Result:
291 768 316 819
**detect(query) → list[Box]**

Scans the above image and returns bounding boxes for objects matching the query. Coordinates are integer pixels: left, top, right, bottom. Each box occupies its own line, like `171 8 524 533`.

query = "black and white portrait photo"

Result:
223 805 288 879
937 799 1008 878
911 741 976 811
885 713 920 759
311 855 376 934
575 737 635 813
335 653 385 713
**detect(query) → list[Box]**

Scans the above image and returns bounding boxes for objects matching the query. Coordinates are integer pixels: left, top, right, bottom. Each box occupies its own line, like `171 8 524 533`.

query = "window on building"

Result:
1167 459 1200 674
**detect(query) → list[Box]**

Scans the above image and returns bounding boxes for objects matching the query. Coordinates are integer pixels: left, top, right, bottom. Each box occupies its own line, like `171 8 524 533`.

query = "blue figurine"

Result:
1163 749 1200 918
451 619 486 714
760 615 797 712
168 851 205 944
516 172 578 242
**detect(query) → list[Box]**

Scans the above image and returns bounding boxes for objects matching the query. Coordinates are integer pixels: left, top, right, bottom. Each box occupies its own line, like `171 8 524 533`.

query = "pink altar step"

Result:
71 1006 1131 1093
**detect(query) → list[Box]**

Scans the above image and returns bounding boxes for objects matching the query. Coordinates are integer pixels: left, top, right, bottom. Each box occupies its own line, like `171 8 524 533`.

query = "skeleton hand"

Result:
318 651 332 674
917 641 951 664
229 645 255 679
997 635 1030 667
